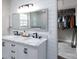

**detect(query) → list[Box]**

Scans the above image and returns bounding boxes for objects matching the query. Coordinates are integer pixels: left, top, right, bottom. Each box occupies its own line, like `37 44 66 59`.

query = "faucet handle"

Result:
38 36 42 39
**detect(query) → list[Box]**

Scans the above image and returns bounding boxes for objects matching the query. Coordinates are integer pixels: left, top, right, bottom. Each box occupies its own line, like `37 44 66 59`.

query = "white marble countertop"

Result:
2 35 47 47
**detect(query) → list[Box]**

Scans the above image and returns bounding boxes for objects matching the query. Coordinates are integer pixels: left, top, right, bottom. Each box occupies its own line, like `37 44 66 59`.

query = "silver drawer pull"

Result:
11 56 15 59
11 44 15 47
2 42 5 47
11 50 15 53
24 48 27 54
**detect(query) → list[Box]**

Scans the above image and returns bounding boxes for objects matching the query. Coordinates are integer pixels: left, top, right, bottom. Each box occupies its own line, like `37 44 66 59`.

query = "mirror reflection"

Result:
12 9 48 31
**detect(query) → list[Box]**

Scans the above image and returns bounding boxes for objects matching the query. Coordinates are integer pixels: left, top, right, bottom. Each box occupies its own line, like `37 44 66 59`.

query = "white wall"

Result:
2 0 11 35
10 0 57 59
58 0 77 10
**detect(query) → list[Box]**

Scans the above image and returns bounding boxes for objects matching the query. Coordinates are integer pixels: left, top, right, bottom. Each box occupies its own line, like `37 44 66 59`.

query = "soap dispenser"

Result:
21 31 29 37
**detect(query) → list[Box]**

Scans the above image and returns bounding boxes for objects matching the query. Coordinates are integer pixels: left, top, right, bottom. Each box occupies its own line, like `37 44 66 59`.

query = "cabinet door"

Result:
17 44 29 59
17 44 38 59
27 47 38 59
2 40 10 59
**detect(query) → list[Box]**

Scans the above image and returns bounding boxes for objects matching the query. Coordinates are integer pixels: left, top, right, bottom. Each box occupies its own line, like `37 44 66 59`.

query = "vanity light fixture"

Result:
19 3 33 8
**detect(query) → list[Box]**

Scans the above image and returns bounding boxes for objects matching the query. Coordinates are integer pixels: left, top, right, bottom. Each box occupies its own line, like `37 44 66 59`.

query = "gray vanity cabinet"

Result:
2 39 46 59
2 40 38 59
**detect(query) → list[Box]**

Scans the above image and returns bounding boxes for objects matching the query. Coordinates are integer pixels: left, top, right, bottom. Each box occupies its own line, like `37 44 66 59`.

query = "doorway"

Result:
57 0 77 59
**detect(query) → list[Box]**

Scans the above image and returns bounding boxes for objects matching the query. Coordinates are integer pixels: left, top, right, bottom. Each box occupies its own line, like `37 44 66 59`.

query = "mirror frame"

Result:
11 9 48 32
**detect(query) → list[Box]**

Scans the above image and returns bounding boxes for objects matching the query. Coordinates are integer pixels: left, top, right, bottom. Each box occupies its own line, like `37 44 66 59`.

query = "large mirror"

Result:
12 9 48 31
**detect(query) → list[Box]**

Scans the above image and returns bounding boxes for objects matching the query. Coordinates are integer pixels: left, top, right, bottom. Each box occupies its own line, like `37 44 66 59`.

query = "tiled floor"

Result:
58 29 77 59
58 42 77 59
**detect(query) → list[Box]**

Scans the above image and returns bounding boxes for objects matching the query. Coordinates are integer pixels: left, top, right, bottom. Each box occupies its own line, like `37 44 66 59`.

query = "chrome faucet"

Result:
32 33 42 39
32 33 38 38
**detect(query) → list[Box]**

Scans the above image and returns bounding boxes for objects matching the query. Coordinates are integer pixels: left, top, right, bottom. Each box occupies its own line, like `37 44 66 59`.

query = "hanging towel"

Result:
70 16 74 29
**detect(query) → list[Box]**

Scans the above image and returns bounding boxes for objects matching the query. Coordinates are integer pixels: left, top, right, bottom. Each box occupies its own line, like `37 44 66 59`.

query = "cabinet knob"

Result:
2 42 5 47
11 44 15 47
11 56 15 59
24 48 27 54
11 50 15 53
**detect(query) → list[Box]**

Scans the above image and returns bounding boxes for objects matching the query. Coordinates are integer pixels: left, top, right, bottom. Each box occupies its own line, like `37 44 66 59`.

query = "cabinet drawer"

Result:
10 49 18 55
9 42 17 50
9 42 18 56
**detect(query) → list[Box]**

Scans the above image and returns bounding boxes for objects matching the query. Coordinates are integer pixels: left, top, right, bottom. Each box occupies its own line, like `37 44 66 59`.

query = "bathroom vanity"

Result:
2 9 48 59
2 35 47 59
